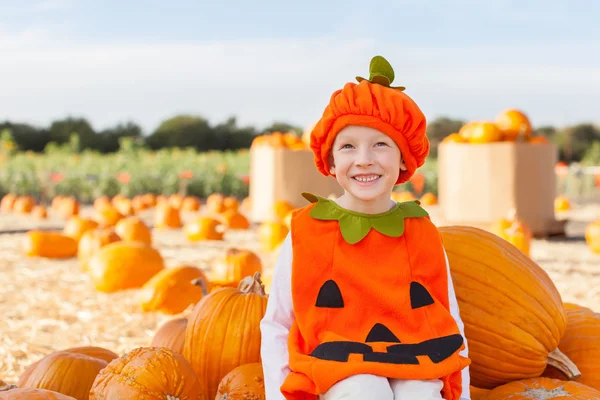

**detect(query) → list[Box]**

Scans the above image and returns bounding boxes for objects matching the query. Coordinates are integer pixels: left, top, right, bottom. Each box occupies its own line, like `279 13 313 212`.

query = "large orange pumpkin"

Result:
63 217 99 243
183 273 269 400
484 377 600 399
0 388 76 399
114 216 152 244
24 231 77 259
77 228 121 271
215 363 265 400
438 226 579 389
584 220 600 254
18 351 107 400
211 248 263 287
495 109 533 142
89 347 202 400
138 265 209 314
87 241 165 292
150 317 188 355
470 386 490 400
543 303 600 390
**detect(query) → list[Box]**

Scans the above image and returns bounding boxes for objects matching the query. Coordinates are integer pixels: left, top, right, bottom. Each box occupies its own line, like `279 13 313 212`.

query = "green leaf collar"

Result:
302 192 429 245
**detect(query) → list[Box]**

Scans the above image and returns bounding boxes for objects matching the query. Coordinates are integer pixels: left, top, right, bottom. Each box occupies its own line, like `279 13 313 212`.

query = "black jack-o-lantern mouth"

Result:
309 279 464 364
309 323 463 364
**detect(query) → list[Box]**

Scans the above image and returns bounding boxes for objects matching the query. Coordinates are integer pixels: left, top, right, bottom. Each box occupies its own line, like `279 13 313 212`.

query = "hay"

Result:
0 204 599 384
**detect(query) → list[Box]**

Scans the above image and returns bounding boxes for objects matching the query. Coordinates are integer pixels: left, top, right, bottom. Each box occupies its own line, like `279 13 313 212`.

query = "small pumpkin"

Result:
88 241 165 292
585 220 600 254
0 388 76 399
94 206 124 228
57 197 79 219
220 210 250 230
555 195 571 212
154 204 182 229
240 197 252 215
419 192 438 205
168 194 184 209
273 201 295 222
206 193 225 214
113 198 135 216
78 228 121 271
489 210 532 256
390 191 415 202
31 205 48 219
543 303 600 390
89 347 202 400
24 231 77 259
484 377 600 400
13 196 35 214
223 196 239 212
63 217 99 243
138 265 210 315
466 121 503 143
495 109 533 142
183 272 269 400
93 196 112 211
150 317 188 354
184 217 224 241
528 135 549 144
442 133 466 143
439 226 579 389
18 351 107 400
215 363 265 400
0 193 17 213
181 196 201 212
257 222 288 252
211 248 262 287
114 216 152 245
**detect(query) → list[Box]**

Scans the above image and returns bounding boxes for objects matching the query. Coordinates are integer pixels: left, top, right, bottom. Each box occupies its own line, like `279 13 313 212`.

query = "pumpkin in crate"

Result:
138 265 210 315
211 248 262 287
24 231 77 259
442 133 466 143
184 273 269 400
154 203 182 229
150 317 188 355
13 196 35 214
63 217 99 243
184 217 224 241
114 216 152 245
489 210 532 256
258 222 288 252
584 220 600 254
528 135 549 144
78 228 121 271
495 109 532 142
484 377 600 399
89 347 201 400
88 241 165 292
94 206 124 228
31 205 48 219
18 351 107 400
215 363 265 400
460 121 503 143
543 303 600 390
220 209 250 230
0 193 17 213
181 196 201 212
0 388 76 399
438 226 579 389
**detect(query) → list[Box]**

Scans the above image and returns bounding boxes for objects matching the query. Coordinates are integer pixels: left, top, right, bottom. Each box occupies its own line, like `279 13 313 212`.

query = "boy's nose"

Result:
355 149 375 166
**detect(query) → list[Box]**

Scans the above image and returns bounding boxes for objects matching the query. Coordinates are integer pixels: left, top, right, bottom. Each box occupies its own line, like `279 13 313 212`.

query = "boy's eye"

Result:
376 142 389 147
341 144 353 149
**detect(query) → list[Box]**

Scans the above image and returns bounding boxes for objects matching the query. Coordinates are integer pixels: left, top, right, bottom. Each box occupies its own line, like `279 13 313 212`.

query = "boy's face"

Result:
329 125 406 205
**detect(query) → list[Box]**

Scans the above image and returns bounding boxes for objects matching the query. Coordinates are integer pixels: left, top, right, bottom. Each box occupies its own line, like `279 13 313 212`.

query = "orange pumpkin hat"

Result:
310 56 429 185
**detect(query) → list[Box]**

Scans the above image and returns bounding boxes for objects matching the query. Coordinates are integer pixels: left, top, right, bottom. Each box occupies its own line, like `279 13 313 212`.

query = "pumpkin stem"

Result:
238 272 266 295
190 277 209 296
0 384 18 391
546 348 581 380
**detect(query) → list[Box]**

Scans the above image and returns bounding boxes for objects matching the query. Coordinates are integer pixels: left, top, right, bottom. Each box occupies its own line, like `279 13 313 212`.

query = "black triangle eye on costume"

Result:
314 279 435 309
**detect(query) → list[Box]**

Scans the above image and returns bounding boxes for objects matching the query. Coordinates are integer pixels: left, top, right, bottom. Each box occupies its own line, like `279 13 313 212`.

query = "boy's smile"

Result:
329 125 407 214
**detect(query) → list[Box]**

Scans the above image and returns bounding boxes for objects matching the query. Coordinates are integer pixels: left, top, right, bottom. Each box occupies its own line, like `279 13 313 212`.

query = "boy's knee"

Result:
321 374 393 400
390 379 444 399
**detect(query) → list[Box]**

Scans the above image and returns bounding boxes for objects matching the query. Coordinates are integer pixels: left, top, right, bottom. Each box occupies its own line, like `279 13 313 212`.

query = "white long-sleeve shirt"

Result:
260 232 471 400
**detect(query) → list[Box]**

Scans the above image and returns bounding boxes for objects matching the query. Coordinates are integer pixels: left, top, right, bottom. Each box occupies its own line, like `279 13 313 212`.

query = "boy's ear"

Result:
399 156 407 171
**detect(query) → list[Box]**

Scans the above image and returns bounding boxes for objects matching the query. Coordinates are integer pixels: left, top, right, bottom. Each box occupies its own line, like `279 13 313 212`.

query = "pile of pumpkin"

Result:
442 109 549 144
250 131 307 150
2 225 600 399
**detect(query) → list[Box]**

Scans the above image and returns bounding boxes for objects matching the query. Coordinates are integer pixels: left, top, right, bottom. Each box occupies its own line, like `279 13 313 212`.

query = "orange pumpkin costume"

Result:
278 193 470 400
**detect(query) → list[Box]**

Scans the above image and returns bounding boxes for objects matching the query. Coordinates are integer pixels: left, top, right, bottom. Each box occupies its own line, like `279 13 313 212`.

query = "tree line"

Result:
1 115 599 163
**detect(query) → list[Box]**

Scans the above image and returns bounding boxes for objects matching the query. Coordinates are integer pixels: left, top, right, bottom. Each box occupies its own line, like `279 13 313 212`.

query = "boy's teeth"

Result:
354 175 379 182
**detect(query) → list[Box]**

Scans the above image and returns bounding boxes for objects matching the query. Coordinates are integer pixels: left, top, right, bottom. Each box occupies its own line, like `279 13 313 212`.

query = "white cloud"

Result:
0 28 598 133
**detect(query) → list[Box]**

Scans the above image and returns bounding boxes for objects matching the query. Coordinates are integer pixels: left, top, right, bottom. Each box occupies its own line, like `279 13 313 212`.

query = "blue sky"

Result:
1 0 599 134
